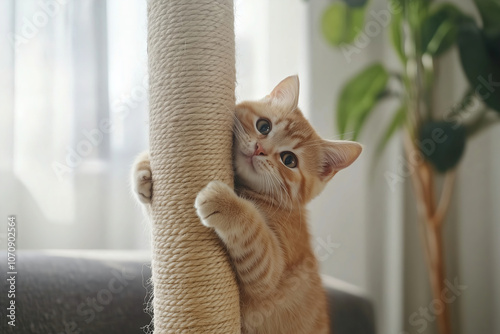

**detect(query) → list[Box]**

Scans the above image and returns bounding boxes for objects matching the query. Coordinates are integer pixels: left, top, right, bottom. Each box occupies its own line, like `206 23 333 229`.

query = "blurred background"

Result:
1 0 499 333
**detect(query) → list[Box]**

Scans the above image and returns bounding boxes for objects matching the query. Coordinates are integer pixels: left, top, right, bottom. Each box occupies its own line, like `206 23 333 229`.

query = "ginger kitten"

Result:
132 76 362 334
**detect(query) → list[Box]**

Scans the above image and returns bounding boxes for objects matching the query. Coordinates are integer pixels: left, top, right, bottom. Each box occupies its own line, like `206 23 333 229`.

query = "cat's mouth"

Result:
240 150 258 172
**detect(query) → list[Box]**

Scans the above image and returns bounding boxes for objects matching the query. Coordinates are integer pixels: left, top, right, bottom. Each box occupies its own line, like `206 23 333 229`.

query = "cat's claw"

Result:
132 152 153 204
136 170 152 203
195 180 236 228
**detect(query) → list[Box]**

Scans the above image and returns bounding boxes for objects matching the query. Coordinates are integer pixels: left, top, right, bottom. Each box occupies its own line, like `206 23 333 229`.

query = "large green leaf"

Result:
377 104 407 154
419 121 466 173
421 4 466 56
474 0 500 30
407 0 431 32
458 20 500 112
321 3 366 46
483 29 500 61
337 64 389 140
390 10 405 62
473 0 500 60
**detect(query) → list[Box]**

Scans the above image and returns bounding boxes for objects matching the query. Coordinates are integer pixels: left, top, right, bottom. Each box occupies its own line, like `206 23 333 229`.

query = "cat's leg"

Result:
131 151 153 205
195 181 285 298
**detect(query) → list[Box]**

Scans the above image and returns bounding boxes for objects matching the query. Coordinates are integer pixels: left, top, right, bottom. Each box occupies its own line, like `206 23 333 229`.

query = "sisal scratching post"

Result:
147 0 240 333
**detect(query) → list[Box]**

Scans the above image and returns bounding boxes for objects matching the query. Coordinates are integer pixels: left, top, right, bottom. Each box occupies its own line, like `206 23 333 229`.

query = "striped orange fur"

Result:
132 76 362 334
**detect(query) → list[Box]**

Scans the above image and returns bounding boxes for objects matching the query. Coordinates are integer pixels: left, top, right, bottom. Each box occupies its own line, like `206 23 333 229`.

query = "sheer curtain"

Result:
0 0 149 249
0 0 293 250
0 0 295 250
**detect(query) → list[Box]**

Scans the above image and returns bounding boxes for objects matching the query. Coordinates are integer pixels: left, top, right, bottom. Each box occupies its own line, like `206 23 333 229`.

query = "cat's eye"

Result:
280 152 297 168
256 118 271 135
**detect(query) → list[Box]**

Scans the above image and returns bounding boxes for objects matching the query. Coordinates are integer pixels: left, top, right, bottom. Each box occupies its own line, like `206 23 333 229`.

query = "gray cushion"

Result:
0 251 375 334
1 251 151 334
322 275 376 334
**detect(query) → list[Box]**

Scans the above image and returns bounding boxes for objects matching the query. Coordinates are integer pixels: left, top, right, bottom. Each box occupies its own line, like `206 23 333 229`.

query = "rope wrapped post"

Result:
147 1 240 333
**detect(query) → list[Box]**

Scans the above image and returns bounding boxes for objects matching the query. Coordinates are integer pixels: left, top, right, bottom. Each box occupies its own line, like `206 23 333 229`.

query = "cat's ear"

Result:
319 140 362 181
269 75 299 111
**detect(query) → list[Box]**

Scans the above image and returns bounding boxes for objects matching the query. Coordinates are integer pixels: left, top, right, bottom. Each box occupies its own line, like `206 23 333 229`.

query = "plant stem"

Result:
434 171 456 226
427 218 452 334
404 130 455 334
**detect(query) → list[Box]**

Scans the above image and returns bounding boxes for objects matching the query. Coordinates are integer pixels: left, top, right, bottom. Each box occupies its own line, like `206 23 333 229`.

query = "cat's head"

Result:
234 75 362 206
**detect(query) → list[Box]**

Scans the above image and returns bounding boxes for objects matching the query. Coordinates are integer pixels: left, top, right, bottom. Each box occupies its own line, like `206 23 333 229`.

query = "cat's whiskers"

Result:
257 162 283 215
268 169 292 216
261 165 281 214
270 175 296 235
264 171 273 198
232 118 247 143
269 172 285 215
274 174 297 224
297 193 304 232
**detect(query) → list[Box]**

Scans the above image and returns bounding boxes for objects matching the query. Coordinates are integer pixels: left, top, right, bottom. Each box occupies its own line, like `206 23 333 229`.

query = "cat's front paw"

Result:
132 151 153 204
195 181 238 228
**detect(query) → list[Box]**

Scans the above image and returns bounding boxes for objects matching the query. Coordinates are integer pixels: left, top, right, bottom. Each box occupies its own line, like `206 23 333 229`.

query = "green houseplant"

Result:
321 0 500 333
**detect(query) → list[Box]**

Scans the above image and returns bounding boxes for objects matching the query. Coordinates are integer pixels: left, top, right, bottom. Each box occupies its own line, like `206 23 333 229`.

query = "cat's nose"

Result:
254 143 267 156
